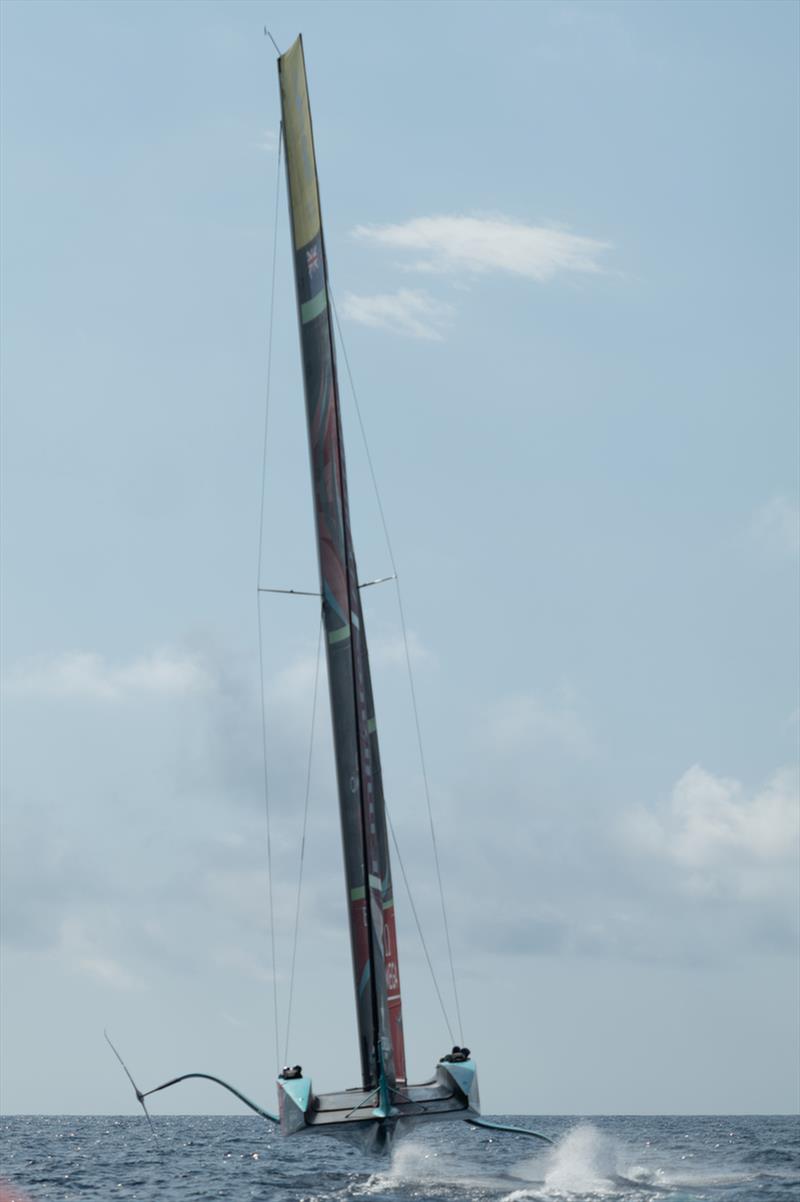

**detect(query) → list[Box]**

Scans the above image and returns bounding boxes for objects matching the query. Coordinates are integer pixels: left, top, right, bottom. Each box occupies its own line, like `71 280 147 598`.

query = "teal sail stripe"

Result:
301 286 327 323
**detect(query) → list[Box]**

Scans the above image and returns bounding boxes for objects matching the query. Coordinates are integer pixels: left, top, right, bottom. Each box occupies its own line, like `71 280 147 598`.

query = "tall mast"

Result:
277 35 406 1091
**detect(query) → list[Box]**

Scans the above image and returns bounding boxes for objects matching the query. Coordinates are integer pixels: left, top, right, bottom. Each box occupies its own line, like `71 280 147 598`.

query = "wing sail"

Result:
278 35 406 1090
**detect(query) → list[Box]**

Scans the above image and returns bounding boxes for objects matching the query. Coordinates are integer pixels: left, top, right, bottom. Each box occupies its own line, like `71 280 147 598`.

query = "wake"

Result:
352 1125 657 1200
348 1124 733 1200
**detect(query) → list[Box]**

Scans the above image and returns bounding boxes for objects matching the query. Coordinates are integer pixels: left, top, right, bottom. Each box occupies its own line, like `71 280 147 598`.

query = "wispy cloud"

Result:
257 128 278 153
369 629 429 668
485 688 593 755
59 919 140 991
352 214 610 281
748 495 799 558
340 288 453 340
3 649 213 700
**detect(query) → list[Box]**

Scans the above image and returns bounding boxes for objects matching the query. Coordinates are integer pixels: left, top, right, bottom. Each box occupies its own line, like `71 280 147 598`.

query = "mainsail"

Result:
278 35 406 1092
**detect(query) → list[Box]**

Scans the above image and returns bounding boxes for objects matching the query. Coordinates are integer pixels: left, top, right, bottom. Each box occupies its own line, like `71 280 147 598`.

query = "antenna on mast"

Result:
264 28 282 55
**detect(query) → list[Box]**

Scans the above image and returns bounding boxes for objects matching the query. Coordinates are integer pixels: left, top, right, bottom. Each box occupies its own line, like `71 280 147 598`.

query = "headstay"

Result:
277 35 406 1090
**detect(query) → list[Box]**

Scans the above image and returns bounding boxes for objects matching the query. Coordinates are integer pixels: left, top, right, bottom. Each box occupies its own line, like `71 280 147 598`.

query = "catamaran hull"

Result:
277 1059 479 1147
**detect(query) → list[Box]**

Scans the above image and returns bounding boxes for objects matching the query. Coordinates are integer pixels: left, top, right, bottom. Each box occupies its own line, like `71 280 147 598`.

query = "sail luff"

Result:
277 35 406 1090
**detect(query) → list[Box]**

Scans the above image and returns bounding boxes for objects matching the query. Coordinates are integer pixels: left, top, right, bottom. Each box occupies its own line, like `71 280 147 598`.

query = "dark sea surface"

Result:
1 1115 797 1202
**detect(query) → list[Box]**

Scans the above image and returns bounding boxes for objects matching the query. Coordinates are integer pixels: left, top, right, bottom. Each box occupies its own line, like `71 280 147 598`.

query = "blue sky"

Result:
1 0 798 1116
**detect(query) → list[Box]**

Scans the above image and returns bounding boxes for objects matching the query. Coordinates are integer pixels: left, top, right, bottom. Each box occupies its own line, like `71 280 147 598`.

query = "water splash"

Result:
353 1136 516 1198
545 1124 621 1194
390 1138 447 1179
505 1124 627 1199
350 1140 451 1195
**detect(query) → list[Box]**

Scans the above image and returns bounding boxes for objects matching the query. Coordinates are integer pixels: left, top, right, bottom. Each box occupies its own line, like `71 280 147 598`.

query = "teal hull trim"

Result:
143 1072 278 1123
466 1116 553 1144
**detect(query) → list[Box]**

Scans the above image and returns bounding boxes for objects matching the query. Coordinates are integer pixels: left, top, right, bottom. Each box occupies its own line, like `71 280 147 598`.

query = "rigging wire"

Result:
283 609 324 1063
256 121 284 1079
330 293 466 1046
386 812 455 1045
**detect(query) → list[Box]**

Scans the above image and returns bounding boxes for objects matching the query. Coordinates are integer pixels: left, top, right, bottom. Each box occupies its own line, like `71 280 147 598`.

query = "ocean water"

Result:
0 1114 797 1202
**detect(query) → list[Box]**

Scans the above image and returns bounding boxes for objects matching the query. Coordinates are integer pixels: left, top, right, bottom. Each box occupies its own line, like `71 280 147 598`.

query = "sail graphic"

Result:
278 35 406 1091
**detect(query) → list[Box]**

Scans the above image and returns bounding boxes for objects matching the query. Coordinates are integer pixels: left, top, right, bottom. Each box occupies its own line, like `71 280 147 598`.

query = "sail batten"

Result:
278 35 406 1091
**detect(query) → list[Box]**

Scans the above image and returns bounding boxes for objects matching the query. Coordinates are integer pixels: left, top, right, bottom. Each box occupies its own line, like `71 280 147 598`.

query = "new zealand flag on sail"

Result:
295 233 325 313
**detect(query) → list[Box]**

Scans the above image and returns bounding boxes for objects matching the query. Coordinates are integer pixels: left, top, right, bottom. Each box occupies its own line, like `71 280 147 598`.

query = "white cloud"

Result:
625 765 799 900
3 649 213 700
340 288 453 340
352 214 610 281
748 495 799 558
